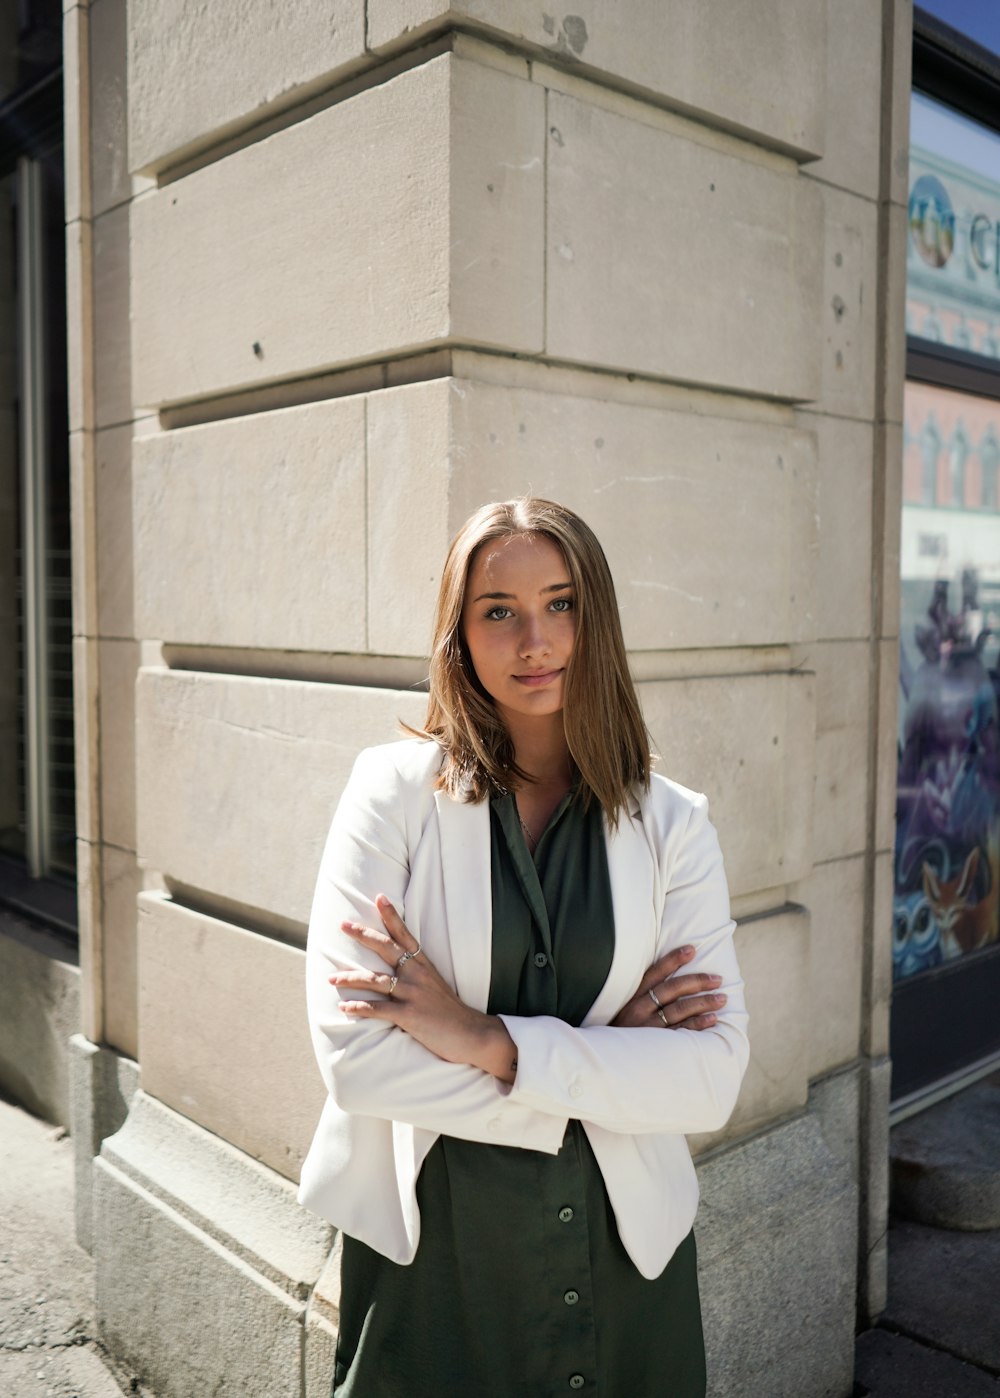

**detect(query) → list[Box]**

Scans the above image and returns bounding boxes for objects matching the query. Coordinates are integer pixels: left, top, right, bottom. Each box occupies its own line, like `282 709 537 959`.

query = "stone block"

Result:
690 905 810 1154
127 0 366 173
368 0 827 159
696 1108 857 1397
63 4 90 224
133 398 365 651
368 375 817 657
545 89 823 400
89 0 129 216
0 913 80 1127
76 836 102 1042
132 55 543 407
868 850 893 1059
65 219 93 434
879 421 903 639
70 428 99 639
97 638 139 851
102 843 141 1059
810 411 874 641
811 640 870 863
793 855 865 1079
880 200 909 425
813 180 878 421
134 668 425 923
137 894 324 1180
94 1091 331 1398
641 670 814 897
72 635 100 846
69 1033 140 1252
95 424 134 639
806 0 882 200
92 201 131 429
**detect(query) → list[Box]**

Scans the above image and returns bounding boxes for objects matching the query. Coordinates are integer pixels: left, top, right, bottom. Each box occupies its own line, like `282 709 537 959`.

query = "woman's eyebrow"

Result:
471 582 573 603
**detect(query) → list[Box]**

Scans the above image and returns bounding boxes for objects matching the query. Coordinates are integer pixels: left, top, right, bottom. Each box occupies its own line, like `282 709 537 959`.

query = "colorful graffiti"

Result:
895 571 1000 981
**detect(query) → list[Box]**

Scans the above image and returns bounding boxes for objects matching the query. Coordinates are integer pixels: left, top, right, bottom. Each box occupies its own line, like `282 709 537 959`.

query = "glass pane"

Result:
907 91 1000 357
895 379 1000 982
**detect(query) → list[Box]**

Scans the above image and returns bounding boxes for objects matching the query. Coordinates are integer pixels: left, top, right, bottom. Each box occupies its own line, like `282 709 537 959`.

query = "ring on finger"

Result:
396 944 422 970
386 974 398 997
657 1007 669 1027
648 986 663 1009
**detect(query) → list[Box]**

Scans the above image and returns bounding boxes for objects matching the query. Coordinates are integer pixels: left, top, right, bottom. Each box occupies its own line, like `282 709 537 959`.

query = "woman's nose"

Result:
518 614 551 657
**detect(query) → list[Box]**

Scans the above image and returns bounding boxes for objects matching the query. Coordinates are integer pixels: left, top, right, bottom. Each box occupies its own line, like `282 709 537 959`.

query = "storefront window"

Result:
895 92 1000 987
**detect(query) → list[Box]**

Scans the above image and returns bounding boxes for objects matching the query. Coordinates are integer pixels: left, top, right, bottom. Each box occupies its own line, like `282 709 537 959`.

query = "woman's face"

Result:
460 532 576 726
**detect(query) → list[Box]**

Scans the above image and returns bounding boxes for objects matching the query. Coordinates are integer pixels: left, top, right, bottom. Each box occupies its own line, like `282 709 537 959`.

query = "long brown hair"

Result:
407 497 651 826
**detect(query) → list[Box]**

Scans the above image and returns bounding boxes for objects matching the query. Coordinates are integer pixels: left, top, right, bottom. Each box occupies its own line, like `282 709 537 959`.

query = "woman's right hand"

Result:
610 944 727 1030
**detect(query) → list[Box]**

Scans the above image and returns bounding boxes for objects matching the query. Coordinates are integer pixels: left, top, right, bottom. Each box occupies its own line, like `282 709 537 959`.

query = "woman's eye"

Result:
485 606 513 621
550 597 574 612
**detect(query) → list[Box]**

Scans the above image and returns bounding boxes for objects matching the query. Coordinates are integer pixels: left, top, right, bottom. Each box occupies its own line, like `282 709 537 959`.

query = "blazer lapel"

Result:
583 790 658 1026
434 787 494 1011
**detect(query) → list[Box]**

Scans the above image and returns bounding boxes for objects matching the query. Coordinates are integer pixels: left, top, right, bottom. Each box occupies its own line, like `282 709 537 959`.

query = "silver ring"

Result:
396 945 422 970
648 986 663 1009
386 975 398 997
657 1007 669 1027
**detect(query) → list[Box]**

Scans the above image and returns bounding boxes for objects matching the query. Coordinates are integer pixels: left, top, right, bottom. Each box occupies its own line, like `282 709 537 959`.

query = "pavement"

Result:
854 1071 1000 1397
0 1093 146 1398
1 1088 998 1398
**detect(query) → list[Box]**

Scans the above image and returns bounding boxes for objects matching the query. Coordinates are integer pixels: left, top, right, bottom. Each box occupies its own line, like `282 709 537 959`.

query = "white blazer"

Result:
298 738 749 1280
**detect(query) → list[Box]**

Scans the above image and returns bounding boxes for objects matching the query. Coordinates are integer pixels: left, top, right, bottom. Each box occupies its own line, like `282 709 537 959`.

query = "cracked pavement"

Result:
0 1095 139 1398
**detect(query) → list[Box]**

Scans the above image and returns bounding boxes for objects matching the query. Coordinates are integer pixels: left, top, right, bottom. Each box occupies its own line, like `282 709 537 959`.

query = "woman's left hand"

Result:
331 894 516 1078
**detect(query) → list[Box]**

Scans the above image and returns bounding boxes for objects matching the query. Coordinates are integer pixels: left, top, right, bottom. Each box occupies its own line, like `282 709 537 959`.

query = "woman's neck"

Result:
504 711 572 787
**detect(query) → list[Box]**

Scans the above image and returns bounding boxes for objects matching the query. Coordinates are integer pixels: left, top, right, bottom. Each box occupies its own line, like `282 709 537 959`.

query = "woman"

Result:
298 497 749 1396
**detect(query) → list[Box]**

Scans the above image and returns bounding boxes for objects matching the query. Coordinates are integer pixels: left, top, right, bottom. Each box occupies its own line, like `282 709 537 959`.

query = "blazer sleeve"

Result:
498 793 750 1136
305 745 567 1155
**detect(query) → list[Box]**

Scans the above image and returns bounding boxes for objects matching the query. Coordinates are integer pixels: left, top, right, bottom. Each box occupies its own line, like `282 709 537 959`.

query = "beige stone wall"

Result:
67 0 910 1328
66 0 143 1060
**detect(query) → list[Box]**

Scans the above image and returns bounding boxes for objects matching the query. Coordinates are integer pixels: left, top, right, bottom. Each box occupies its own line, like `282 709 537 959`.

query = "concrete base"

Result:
891 1071 1000 1230
93 1091 336 1398
698 1095 858 1398
0 911 80 1128
69 1034 141 1252
90 1083 864 1398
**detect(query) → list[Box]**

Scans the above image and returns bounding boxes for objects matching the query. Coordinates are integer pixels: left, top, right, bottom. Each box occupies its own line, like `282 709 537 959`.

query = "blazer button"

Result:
533 951 549 969
569 1376 586 1390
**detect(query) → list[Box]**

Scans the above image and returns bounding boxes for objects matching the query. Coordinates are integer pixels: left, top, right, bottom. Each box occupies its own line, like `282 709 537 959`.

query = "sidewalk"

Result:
0 1093 144 1398
854 1217 1000 1396
854 1071 1000 1397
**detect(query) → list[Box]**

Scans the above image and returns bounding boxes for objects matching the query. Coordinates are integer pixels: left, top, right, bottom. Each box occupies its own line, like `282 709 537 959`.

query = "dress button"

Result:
564 1289 580 1306
533 951 549 968
569 1083 583 1099
558 1206 574 1223
569 1376 585 1390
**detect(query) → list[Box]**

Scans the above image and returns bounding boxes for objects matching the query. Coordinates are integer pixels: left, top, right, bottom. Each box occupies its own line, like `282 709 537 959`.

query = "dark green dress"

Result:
332 787 706 1397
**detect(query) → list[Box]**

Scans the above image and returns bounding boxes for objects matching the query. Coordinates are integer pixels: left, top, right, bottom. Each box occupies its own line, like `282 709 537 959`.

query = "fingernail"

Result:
682 945 695 955
713 994 727 1005
709 975 723 985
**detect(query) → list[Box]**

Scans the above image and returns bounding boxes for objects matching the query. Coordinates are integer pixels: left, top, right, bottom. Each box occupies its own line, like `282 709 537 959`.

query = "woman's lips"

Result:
513 669 563 687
